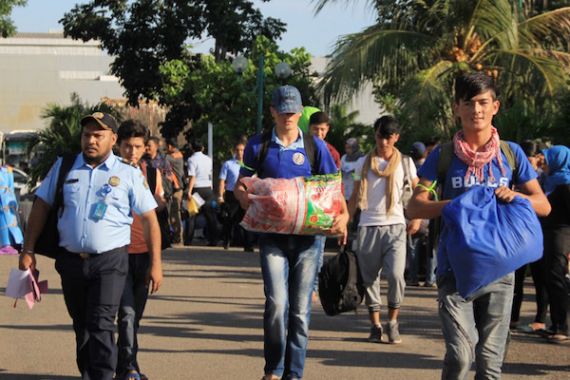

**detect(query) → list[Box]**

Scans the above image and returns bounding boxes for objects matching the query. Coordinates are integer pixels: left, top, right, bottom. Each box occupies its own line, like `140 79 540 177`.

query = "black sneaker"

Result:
368 324 383 343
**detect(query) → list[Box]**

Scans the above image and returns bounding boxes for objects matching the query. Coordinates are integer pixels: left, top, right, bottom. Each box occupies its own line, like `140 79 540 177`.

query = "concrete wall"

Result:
0 32 124 133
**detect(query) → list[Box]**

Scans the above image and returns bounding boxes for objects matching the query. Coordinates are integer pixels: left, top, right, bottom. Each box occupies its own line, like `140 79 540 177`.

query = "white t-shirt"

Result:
187 151 213 188
355 156 417 227
340 155 365 200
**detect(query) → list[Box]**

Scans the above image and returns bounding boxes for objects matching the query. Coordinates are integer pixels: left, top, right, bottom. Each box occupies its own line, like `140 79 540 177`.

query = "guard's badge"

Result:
108 176 121 187
292 152 305 166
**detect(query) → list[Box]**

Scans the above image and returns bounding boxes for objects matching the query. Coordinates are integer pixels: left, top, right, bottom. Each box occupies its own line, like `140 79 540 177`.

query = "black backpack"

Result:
34 153 76 259
318 246 365 316
256 129 318 176
145 162 172 250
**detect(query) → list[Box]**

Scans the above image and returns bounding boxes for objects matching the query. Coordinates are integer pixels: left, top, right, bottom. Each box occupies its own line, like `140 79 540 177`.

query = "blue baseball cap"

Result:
411 141 426 158
271 85 303 114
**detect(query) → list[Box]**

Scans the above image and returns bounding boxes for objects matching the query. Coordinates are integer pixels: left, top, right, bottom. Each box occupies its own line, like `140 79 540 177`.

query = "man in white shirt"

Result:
348 115 421 345
186 139 217 246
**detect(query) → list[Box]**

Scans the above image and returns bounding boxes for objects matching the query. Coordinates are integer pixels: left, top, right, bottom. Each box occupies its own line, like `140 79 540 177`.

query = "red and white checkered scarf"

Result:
453 127 506 183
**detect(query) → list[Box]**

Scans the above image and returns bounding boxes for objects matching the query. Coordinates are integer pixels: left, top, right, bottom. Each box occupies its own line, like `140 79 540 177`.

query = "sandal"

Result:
547 333 569 344
518 322 546 334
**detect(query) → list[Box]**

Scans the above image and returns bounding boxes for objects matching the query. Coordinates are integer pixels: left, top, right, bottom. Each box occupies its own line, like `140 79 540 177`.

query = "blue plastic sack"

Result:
441 186 543 299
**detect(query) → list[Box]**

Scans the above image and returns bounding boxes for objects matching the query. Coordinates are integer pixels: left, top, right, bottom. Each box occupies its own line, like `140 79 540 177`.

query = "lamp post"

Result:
255 54 265 134
232 55 291 134
274 61 292 82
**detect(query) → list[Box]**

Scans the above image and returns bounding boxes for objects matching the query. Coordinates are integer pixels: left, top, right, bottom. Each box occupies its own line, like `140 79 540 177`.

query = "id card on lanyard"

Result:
90 183 112 221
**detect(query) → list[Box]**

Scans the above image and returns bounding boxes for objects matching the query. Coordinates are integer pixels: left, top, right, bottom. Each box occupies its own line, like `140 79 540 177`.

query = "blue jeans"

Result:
117 254 150 377
406 234 436 285
438 272 514 380
259 233 320 380
313 235 326 292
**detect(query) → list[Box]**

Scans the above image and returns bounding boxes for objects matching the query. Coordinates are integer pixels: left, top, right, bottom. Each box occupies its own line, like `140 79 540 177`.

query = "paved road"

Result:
1 247 568 379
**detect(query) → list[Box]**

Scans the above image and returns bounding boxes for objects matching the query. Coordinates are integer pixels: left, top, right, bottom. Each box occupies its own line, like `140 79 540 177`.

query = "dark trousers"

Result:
186 187 217 245
169 190 183 244
511 259 549 324
222 190 254 249
55 247 128 380
542 229 569 333
117 253 150 376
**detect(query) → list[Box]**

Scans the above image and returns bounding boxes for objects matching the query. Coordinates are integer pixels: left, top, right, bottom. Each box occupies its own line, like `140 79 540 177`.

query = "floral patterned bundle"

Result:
240 173 343 235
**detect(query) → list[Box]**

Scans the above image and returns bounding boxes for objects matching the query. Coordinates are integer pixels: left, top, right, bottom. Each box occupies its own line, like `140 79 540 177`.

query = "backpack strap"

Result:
436 142 453 200
255 130 273 178
145 162 158 195
401 154 412 187
53 153 76 213
302 133 317 175
499 140 518 186
256 129 318 176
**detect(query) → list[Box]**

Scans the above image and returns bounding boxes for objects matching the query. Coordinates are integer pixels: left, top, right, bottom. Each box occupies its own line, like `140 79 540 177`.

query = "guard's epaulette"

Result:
119 158 138 168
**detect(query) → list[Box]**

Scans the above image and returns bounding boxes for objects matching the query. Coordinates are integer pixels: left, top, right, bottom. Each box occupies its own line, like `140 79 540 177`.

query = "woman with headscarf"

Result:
509 140 550 333
540 145 570 343
0 166 23 255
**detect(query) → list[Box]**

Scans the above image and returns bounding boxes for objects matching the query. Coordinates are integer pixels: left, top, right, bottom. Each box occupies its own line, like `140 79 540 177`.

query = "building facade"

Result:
0 32 124 133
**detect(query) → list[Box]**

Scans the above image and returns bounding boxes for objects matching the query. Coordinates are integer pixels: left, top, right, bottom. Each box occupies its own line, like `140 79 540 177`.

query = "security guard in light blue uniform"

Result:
36 149 157 253
20 112 161 380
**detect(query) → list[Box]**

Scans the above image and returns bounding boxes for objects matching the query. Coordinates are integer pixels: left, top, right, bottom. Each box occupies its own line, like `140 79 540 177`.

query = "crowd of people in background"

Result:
10 75 569 380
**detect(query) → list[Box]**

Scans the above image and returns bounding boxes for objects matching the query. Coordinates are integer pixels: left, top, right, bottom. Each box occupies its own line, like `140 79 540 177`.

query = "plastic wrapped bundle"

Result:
240 173 343 235
442 186 543 299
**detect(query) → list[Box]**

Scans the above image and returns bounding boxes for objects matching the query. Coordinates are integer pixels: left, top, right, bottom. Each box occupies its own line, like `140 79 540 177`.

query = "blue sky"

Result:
11 0 375 56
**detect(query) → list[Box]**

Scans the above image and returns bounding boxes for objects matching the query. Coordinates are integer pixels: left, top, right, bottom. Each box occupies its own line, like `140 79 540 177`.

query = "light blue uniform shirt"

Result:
36 153 158 254
187 151 213 188
219 158 241 191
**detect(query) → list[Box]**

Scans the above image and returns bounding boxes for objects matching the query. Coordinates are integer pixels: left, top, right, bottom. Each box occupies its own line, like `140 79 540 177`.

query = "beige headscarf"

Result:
357 147 402 215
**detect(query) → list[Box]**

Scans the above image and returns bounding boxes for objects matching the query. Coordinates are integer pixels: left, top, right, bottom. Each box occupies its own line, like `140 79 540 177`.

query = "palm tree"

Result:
325 104 374 154
314 0 570 138
29 94 119 186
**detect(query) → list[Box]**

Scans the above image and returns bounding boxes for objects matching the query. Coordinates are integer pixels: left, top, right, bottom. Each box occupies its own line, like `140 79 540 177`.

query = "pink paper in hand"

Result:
5 268 48 309
24 270 48 309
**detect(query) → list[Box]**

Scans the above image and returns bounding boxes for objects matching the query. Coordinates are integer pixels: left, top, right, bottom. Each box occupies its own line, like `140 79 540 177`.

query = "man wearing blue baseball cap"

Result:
235 85 349 380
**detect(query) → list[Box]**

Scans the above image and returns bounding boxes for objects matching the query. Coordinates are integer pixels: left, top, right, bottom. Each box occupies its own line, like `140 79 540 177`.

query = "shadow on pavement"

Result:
0 373 75 380
502 362 570 376
0 324 70 333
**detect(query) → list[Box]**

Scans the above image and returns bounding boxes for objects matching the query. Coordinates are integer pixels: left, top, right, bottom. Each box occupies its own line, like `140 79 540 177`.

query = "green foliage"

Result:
550 88 570 146
29 94 119 185
61 0 286 111
324 104 374 155
160 36 319 164
317 0 570 144
0 0 26 37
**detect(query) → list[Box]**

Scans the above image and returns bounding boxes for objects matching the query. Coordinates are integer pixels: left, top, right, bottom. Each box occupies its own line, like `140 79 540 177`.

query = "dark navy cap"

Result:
411 141 426 156
271 85 303 114
80 112 118 133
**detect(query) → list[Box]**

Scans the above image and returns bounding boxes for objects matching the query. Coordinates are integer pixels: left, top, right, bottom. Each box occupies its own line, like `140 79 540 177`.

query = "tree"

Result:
0 0 26 37
29 94 119 185
314 0 570 141
60 0 286 135
159 36 319 163
324 104 373 155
